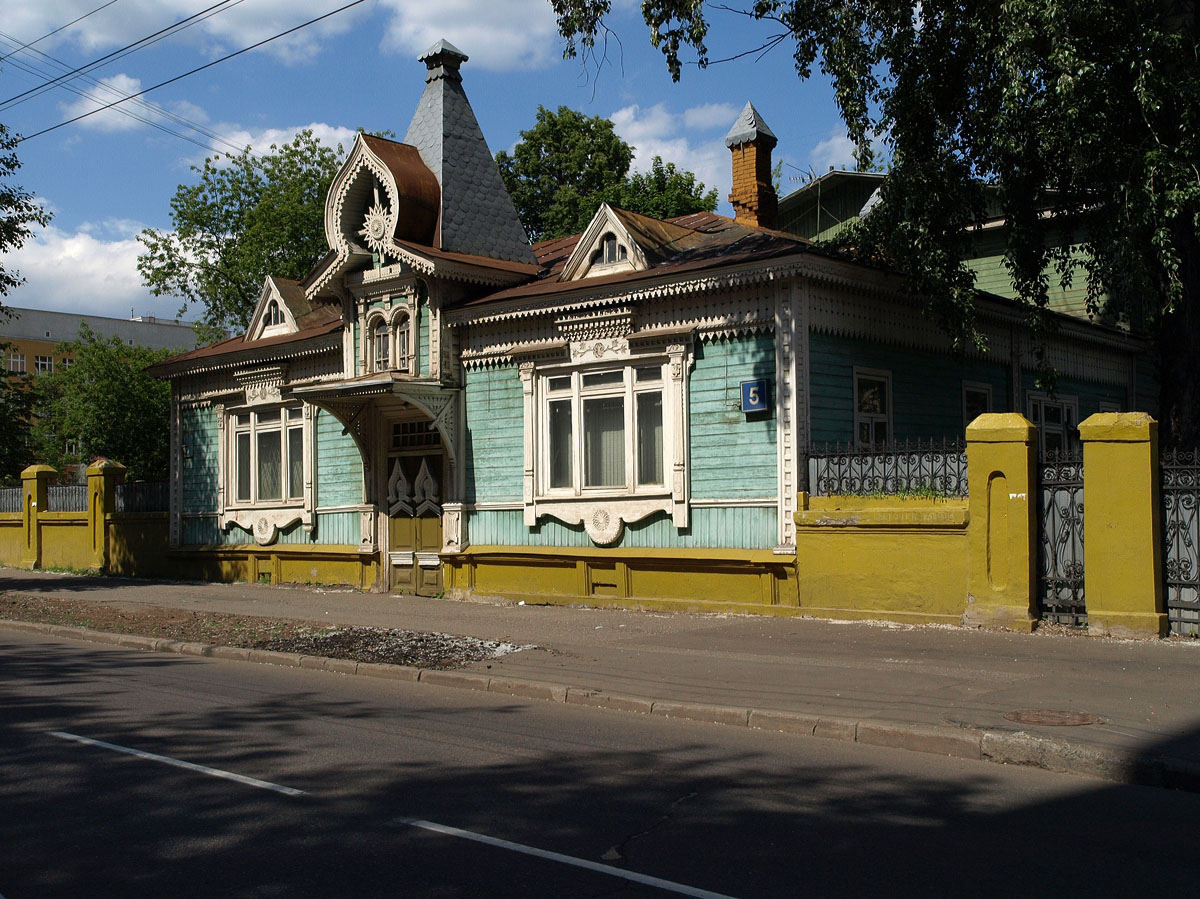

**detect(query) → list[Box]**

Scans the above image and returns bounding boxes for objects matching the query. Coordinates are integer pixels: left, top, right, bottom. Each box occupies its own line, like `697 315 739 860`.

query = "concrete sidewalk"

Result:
3 567 1200 788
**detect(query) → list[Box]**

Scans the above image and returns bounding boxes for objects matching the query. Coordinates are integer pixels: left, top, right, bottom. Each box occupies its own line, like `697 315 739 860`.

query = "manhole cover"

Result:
1003 709 1103 726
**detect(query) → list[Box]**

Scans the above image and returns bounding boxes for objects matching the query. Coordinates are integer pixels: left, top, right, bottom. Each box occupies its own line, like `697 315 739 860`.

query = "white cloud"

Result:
59 73 152 132
4 1 558 69
809 128 858 173
203 122 359 162
378 0 561 70
682 103 740 131
609 103 730 208
5 220 182 320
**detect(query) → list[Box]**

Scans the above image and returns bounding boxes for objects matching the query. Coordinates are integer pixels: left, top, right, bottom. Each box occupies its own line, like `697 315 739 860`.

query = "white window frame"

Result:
1027 392 1080 454
34 355 54 375
361 303 416 375
519 339 693 544
8 352 25 373
215 399 315 543
853 367 892 447
962 381 993 428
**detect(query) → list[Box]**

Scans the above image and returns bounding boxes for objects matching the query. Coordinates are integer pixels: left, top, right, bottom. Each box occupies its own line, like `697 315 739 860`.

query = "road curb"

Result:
4 616 1193 792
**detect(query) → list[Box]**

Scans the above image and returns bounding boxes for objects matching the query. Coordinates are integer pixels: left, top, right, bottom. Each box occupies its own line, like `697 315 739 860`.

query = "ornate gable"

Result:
246 277 301 342
560 204 647 281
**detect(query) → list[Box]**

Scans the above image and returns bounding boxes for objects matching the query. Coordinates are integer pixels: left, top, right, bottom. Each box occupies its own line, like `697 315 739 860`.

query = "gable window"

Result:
372 320 390 372
266 301 284 326
541 364 665 495
963 381 992 428
854 368 891 446
588 232 629 270
230 407 305 505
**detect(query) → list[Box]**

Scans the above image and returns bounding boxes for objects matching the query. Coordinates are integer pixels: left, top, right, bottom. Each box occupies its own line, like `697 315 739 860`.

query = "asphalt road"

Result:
3 630 1198 899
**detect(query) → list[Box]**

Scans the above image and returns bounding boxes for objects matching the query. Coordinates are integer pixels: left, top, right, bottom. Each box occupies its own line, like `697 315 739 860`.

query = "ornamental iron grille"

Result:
1037 448 1086 626
1161 447 1200 635
806 439 968 497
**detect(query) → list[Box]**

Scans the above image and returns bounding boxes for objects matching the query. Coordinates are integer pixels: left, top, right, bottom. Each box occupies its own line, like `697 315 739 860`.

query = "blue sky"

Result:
3 0 853 322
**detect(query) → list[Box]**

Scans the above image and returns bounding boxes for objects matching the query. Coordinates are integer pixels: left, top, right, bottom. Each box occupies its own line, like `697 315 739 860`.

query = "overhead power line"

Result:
0 0 240 111
19 0 368 144
0 0 123 64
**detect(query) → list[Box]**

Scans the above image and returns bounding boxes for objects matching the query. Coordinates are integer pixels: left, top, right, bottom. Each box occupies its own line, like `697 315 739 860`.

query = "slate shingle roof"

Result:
404 41 537 266
725 101 778 148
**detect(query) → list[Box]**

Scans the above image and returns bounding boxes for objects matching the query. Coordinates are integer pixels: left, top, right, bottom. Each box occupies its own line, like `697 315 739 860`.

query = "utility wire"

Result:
0 0 123 64
0 0 239 110
0 29 249 157
19 0 368 143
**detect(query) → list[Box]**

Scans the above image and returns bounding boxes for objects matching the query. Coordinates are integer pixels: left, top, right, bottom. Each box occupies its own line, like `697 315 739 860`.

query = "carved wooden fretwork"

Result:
222 509 306 546
387 457 413 516
358 182 395 259
556 306 633 342
441 502 466 553
413 458 441 516
232 365 288 407
569 338 629 361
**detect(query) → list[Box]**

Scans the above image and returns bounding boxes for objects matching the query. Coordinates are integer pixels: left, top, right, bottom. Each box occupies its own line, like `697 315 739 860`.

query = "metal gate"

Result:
1161 447 1200 635
1038 448 1086 625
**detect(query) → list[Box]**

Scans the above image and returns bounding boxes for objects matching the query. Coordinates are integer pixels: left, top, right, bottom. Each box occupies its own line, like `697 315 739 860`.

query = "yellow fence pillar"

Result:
20 465 55 569
1078 413 1167 638
964 414 1037 631
87 459 126 572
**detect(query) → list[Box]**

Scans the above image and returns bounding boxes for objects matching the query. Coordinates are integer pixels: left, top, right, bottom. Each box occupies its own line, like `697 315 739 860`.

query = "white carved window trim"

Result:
520 341 692 545
361 302 415 374
962 380 993 429
853 367 892 447
585 232 633 278
392 308 413 373
217 401 315 544
1027 391 1080 454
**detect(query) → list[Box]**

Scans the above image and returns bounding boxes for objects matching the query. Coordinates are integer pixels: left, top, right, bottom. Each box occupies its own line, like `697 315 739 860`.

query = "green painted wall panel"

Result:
690 335 777 499
809 333 1009 444
181 404 218 514
315 410 363 507
469 506 777 550
463 365 524 504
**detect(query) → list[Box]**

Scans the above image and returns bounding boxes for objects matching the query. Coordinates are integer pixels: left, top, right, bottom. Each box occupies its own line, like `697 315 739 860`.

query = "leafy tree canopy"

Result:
496 105 716 241
138 130 344 343
0 341 33 483
552 1 1200 443
31 325 178 481
1 121 52 314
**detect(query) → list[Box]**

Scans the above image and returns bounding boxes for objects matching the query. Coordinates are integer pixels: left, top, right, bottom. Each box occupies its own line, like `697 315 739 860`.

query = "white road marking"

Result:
394 817 739 899
47 731 305 797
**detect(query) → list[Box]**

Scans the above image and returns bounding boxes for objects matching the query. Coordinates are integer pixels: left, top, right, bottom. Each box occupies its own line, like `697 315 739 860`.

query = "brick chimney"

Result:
725 102 778 229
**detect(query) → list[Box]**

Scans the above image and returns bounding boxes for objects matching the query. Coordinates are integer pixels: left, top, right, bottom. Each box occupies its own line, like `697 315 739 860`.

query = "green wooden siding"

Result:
181 511 360 547
464 364 524 504
315 409 363 507
468 506 776 550
964 230 1093 319
1020 372 1127 418
181 404 218 514
690 334 778 499
809 332 1010 444
418 300 430 376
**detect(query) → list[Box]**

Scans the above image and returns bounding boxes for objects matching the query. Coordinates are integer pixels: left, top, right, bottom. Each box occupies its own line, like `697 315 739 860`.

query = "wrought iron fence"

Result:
114 480 170 514
1038 448 1086 626
806 439 969 497
0 487 21 513
47 484 87 512
1161 447 1200 635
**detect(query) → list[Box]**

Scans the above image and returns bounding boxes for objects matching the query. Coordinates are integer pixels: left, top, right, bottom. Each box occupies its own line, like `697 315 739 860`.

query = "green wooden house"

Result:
152 41 1147 610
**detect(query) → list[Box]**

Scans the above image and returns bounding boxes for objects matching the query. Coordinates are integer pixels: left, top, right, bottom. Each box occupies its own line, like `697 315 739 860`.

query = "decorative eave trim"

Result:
389 242 533 288
445 252 889 327
161 333 343 381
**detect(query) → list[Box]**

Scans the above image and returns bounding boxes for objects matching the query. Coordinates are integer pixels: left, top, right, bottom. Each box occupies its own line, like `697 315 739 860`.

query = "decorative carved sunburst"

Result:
359 201 393 256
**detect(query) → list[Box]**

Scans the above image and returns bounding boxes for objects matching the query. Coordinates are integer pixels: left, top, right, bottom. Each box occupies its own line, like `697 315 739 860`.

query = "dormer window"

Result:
590 233 628 268
266 301 284 327
372 320 390 372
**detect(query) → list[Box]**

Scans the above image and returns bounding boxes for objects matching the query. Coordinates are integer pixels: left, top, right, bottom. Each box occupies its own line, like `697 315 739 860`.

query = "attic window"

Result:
590 233 628 268
266 301 284 327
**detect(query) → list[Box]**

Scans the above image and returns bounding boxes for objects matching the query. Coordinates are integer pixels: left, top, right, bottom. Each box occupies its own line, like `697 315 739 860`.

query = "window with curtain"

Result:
372 319 390 372
230 406 305 505
539 364 665 496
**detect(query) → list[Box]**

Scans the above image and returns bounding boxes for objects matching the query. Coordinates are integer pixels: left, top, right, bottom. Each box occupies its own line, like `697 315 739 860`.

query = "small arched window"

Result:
266 301 284 326
372 320 390 372
590 233 627 268
394 313 411 373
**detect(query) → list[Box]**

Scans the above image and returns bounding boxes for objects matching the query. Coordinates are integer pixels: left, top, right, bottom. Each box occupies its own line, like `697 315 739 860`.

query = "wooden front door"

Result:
386 452 444 596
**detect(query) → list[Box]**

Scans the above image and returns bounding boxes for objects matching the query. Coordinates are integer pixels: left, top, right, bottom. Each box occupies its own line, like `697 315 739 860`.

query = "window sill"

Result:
221 506 312 546
528 494 683 546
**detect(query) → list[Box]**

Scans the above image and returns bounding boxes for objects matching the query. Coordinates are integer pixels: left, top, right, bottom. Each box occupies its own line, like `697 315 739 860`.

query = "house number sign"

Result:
741 379 769 414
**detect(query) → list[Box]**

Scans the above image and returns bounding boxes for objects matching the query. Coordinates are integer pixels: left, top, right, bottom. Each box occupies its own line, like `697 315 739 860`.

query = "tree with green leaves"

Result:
1 121 52 315
552 1 1200 444
31 325 178 481
137 130 344 343
0 342 33 482
496 105 716 241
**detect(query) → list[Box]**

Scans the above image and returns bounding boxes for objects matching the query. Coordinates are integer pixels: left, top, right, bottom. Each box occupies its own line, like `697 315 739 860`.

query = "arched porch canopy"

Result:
292 373 460 465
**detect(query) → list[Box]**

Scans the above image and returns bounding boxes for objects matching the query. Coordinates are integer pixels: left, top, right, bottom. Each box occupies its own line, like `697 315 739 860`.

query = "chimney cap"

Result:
418 38 469 68
724 101 777 149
